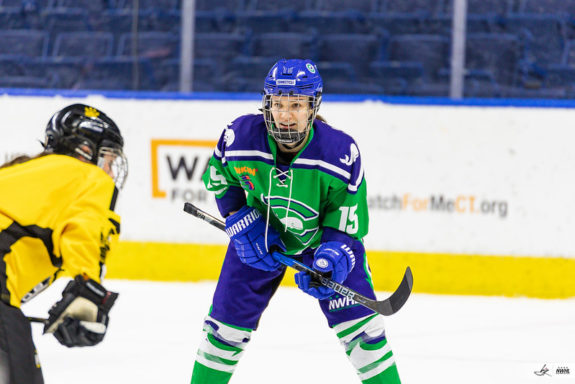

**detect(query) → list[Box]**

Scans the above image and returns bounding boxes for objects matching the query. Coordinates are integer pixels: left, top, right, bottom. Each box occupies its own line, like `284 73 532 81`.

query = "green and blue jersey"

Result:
202 114 369 255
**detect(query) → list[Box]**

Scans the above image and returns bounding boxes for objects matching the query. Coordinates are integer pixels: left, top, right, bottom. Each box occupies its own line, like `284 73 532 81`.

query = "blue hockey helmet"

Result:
262 59 323 145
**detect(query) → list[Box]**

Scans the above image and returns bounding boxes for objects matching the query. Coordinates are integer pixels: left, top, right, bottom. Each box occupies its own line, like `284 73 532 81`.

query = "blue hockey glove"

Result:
295 241 355 300
225 205 284 271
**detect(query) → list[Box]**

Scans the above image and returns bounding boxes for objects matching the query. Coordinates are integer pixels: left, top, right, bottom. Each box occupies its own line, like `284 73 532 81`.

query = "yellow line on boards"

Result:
106 241 575 299
368 250 575 299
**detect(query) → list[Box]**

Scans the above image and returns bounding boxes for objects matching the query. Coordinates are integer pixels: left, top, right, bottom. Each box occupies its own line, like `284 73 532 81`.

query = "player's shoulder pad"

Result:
310 120 362 173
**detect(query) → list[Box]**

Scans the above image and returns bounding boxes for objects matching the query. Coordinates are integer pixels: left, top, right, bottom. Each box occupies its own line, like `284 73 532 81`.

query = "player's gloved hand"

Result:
295 241 355 300
225 205 284 271
44 275 118 348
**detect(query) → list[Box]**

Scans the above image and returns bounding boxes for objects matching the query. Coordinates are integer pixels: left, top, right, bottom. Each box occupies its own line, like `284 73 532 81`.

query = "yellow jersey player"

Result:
0 104 128 384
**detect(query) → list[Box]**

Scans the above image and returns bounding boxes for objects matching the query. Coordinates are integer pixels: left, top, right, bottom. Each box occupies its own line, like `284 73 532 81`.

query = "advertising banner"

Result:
1 96 574 259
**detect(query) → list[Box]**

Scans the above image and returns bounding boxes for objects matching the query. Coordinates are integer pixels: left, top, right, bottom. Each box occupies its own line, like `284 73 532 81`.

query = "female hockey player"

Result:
0 104 128 384
191 59 401 383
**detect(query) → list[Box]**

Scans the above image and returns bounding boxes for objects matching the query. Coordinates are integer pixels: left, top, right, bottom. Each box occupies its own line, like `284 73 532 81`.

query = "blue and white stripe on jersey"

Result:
216 114 365 193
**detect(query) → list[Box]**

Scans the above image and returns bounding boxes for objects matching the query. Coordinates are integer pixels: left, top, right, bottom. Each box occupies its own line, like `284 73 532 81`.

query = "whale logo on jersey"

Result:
340 143 359 166
223 127 235 146
280 216 303 230
261 195 319 246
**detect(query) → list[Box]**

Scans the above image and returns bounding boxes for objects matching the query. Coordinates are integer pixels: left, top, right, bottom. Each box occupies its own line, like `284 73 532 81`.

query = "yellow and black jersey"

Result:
0 154 121 308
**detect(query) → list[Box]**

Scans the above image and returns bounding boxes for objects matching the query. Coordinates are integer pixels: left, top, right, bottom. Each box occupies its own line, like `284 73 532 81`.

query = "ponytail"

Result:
0 153 48 170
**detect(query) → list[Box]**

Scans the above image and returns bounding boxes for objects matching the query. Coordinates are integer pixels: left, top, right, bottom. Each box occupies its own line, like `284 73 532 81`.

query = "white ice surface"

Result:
23 279 575 384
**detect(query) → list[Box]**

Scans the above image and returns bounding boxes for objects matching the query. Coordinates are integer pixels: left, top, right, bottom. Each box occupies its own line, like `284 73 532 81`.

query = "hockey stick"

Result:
183 202 413 316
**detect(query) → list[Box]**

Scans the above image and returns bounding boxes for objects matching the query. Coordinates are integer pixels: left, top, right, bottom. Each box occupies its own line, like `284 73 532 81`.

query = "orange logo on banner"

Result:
150 139 217 198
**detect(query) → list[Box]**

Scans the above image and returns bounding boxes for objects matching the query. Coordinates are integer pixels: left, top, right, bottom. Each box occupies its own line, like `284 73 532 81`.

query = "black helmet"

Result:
44 104 123 162
44 104 128 189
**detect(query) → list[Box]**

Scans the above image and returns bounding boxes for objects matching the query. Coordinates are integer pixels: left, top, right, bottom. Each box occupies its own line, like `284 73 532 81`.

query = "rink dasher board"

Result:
1 93 574 298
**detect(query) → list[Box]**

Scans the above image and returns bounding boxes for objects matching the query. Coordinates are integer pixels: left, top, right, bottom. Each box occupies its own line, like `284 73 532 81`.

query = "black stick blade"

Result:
375 267 413 316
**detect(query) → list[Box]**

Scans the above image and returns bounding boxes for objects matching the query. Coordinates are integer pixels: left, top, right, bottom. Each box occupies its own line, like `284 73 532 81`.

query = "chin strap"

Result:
282 135 307 149
278 122 312 149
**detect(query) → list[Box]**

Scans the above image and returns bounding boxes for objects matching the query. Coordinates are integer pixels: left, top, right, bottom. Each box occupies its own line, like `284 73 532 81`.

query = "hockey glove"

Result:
44 275 118 348
295 241 355 300
225 205 284 271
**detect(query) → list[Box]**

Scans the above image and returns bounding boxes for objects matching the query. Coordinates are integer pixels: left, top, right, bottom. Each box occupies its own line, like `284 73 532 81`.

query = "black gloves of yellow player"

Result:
43 275 118 347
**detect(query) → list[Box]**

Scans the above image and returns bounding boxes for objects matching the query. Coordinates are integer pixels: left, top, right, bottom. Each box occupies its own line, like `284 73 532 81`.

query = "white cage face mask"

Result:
97 147 128 190
262 94 319 145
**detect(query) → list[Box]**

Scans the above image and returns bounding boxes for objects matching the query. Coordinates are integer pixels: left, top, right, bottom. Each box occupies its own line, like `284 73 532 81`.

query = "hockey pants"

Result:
0 300 43 384
191 243 401 383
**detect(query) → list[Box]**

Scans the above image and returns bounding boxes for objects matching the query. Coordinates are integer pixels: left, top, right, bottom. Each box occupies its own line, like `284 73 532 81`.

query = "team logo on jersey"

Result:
224 127 235 146
240 175 255 190
261 195 319 246
235 166 257 190
340 143 359 166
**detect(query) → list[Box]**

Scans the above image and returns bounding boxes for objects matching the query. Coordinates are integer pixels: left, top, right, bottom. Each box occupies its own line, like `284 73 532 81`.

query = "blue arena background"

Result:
1 0 574 99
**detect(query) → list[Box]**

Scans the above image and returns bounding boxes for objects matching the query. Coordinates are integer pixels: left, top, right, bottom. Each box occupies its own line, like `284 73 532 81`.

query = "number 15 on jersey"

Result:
338 205 358 235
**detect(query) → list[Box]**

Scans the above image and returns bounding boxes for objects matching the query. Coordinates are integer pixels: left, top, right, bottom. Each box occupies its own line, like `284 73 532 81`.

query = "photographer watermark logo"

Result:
534 364 552 377
556 366 570 375
533 364 571 378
